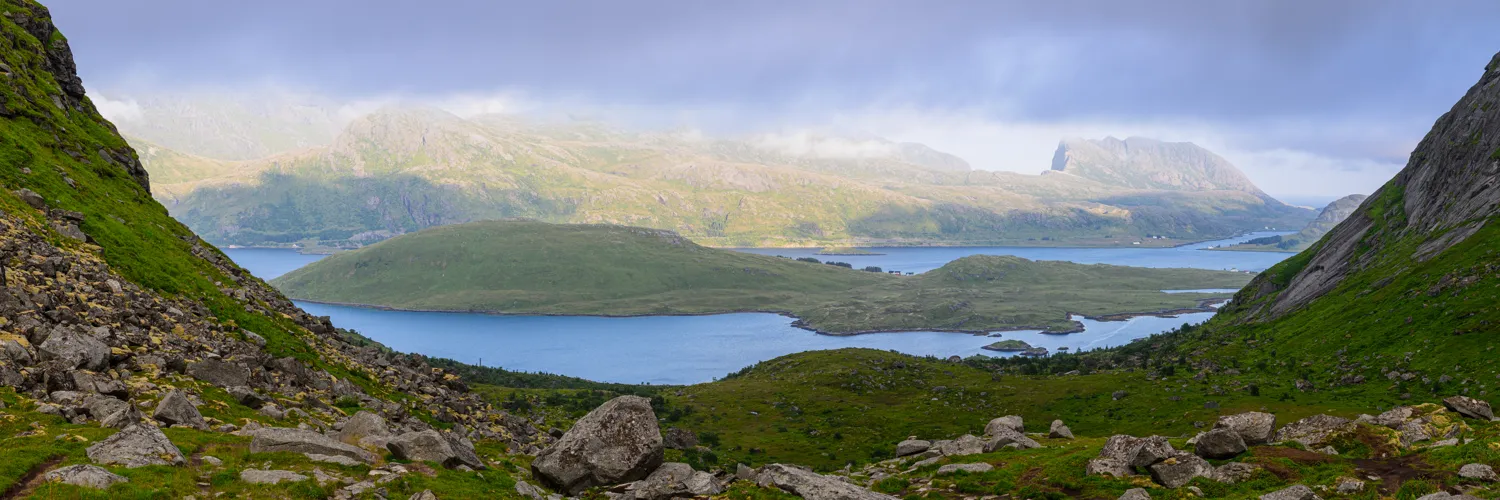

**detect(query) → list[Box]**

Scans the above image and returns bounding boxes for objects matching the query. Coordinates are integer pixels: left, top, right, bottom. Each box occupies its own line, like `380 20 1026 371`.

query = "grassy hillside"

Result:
271 220 1252 333
1214 194 1368 253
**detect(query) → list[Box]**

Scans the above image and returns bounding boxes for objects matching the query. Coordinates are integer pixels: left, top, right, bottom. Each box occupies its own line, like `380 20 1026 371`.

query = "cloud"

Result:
93 94 143 122
750 132 896 159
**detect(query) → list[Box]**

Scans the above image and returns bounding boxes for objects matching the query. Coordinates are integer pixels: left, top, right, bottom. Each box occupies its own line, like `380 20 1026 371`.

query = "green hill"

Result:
271 220 1252 333
1214 194 1368 252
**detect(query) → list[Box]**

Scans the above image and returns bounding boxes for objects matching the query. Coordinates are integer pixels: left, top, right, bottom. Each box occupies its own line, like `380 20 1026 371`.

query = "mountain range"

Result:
124 106 1314 248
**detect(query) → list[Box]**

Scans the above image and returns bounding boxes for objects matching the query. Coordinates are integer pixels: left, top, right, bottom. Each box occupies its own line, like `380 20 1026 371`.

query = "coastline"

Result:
287 297 1232 338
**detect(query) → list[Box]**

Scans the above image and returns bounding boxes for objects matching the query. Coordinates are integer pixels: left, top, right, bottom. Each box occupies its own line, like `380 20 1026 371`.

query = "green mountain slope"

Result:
271 220 1252 333
131 106 1314 248
1215 194 1368 252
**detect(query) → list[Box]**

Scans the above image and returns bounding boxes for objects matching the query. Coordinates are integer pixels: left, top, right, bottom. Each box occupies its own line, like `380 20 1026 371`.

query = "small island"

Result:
981 339 1033 352
815 247 884 256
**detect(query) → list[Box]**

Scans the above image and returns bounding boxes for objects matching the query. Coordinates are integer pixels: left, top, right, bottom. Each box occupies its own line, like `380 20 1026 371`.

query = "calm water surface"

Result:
224 234 1284 385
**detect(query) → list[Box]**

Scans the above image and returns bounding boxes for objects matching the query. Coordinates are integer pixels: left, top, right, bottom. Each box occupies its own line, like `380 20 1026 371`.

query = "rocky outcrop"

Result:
1443 396 1494 421
1215 411 1276 445
531 396 664 495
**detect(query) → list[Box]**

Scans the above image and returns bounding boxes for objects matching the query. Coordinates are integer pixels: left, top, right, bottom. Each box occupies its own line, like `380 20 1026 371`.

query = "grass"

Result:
270 220 1253 333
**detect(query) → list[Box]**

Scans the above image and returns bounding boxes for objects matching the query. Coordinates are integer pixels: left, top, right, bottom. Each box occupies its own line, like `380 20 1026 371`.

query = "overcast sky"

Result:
44 0 1500 201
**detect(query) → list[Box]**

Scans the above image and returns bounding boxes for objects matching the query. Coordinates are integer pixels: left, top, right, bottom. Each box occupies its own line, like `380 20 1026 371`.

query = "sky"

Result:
43 0 1500 200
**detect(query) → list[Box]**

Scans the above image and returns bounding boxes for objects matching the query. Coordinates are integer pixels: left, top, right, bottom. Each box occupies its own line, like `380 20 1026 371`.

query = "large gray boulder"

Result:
1443 396 1495 421
386 430 486 470
1099 435 1175 468
187 359 250 388
895 439 930 457
42 464 128 489
1193 428 1247 459
37 328 110 371
1259 484 1321 500
985 415 1023 435
936 434 985 456
758 464 896 500
629 462 723 500
1214 411 1276 444
531 395 663 495
86 425 186 468
1148 452 1213 488
1460 463 1497 481
339 411 392 447
152 390 205 428
1048 420 1074 439
248 427 376 464
983 427 1040 452
1274 415 1354 448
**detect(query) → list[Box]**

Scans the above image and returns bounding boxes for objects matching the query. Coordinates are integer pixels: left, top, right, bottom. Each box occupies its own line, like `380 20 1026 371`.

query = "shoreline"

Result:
288 297 1232 338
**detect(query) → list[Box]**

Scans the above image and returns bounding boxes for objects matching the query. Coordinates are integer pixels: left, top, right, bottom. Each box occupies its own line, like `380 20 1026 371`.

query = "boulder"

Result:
1048 420 1074 439
100 405 145 429
630 462 723 499
152 390 205 428
1119 488 1151 500
1273 415 1354 448
1099 435 1175 468
1459 463 1497 481
86 425 186 468
187 359 250 388
409 491 438 500
531 395 663 495
42 464 128 489
1214 411 1276 445
515 481 547 500
1259 484 1321 500
37 329 109 371
983 427 1040 452
15 188 45 210
240 469 310 485
1335 478 1365 494
1193 428 1247 459
1148 453 1213 488
248 427 376 464
0 339 31 364
1443 396 1494 421
984 415 1023 435
1211 462 1261 484
895 439 930 457
936 434 985 456
1373 406 1416 428
82 395 128 421
228 386 267 409
662 427 698 450
339 410 392 447
736 463 758 482
758 464 896 500
1086 457 1133 478
936 463 993 475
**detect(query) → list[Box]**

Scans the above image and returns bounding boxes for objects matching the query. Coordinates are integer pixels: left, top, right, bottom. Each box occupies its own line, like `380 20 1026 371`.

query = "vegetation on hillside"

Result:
271 220 1252 333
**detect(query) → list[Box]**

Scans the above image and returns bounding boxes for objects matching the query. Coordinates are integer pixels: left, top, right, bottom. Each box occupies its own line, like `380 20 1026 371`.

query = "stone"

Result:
630 462 723 499
152 390 205 428
662 427 698 450
1193 428 1247 459
1273 415 1354 448
1259 485 1320 500
86 424 186 468
339 411 392 446
248 427 377 464
15 188 45 209
1086 458 1133 477
1443 396 1494 420
37 328 110 371
895 439 930 457
983 427 1040 452
386 430 486 470
1119 488 1151 500
0 339 31 364
202 456 223 466
308 453 362 467
936 463 993 475
736 463 758 481
409 491 438 500
1213 411 1276 445
1099 435 1175 468
1459 463 1497 481
228 386 266 409
936 434 985 456
515 481 547 500
100 404 145 429
42 464 128 489
1335 478 1365 494
758 464 895 500
240 469 310 485
187 359 250 388
1211 462 1260 484
1048 420 1074 439
1148 452 1213 488
984 415 1023 435
531 395 663 495
83 395 128 421
1112 390 1128 400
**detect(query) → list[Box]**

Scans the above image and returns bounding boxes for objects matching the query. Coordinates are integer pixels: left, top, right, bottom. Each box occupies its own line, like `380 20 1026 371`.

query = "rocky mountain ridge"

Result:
1050 136 1266 195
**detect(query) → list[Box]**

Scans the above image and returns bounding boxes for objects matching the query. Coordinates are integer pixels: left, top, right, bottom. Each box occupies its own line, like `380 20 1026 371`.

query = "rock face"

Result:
984 416 1023 435
1214 411 1276 445
86 425 186 468
386 430 486 470
1443 396 1494 421
152 390 205 428
531 395 664 495
758 464 896 500
1193 428 1247 459
43 464 129 489
249 427 377 464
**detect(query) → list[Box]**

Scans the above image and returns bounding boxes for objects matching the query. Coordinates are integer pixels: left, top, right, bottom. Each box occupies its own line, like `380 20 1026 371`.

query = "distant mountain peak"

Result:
1050 137 1264 194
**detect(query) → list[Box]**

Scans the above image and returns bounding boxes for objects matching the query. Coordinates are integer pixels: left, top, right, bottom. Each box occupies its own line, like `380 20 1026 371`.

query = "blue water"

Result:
734 231 1293 274
223 234 1287 385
